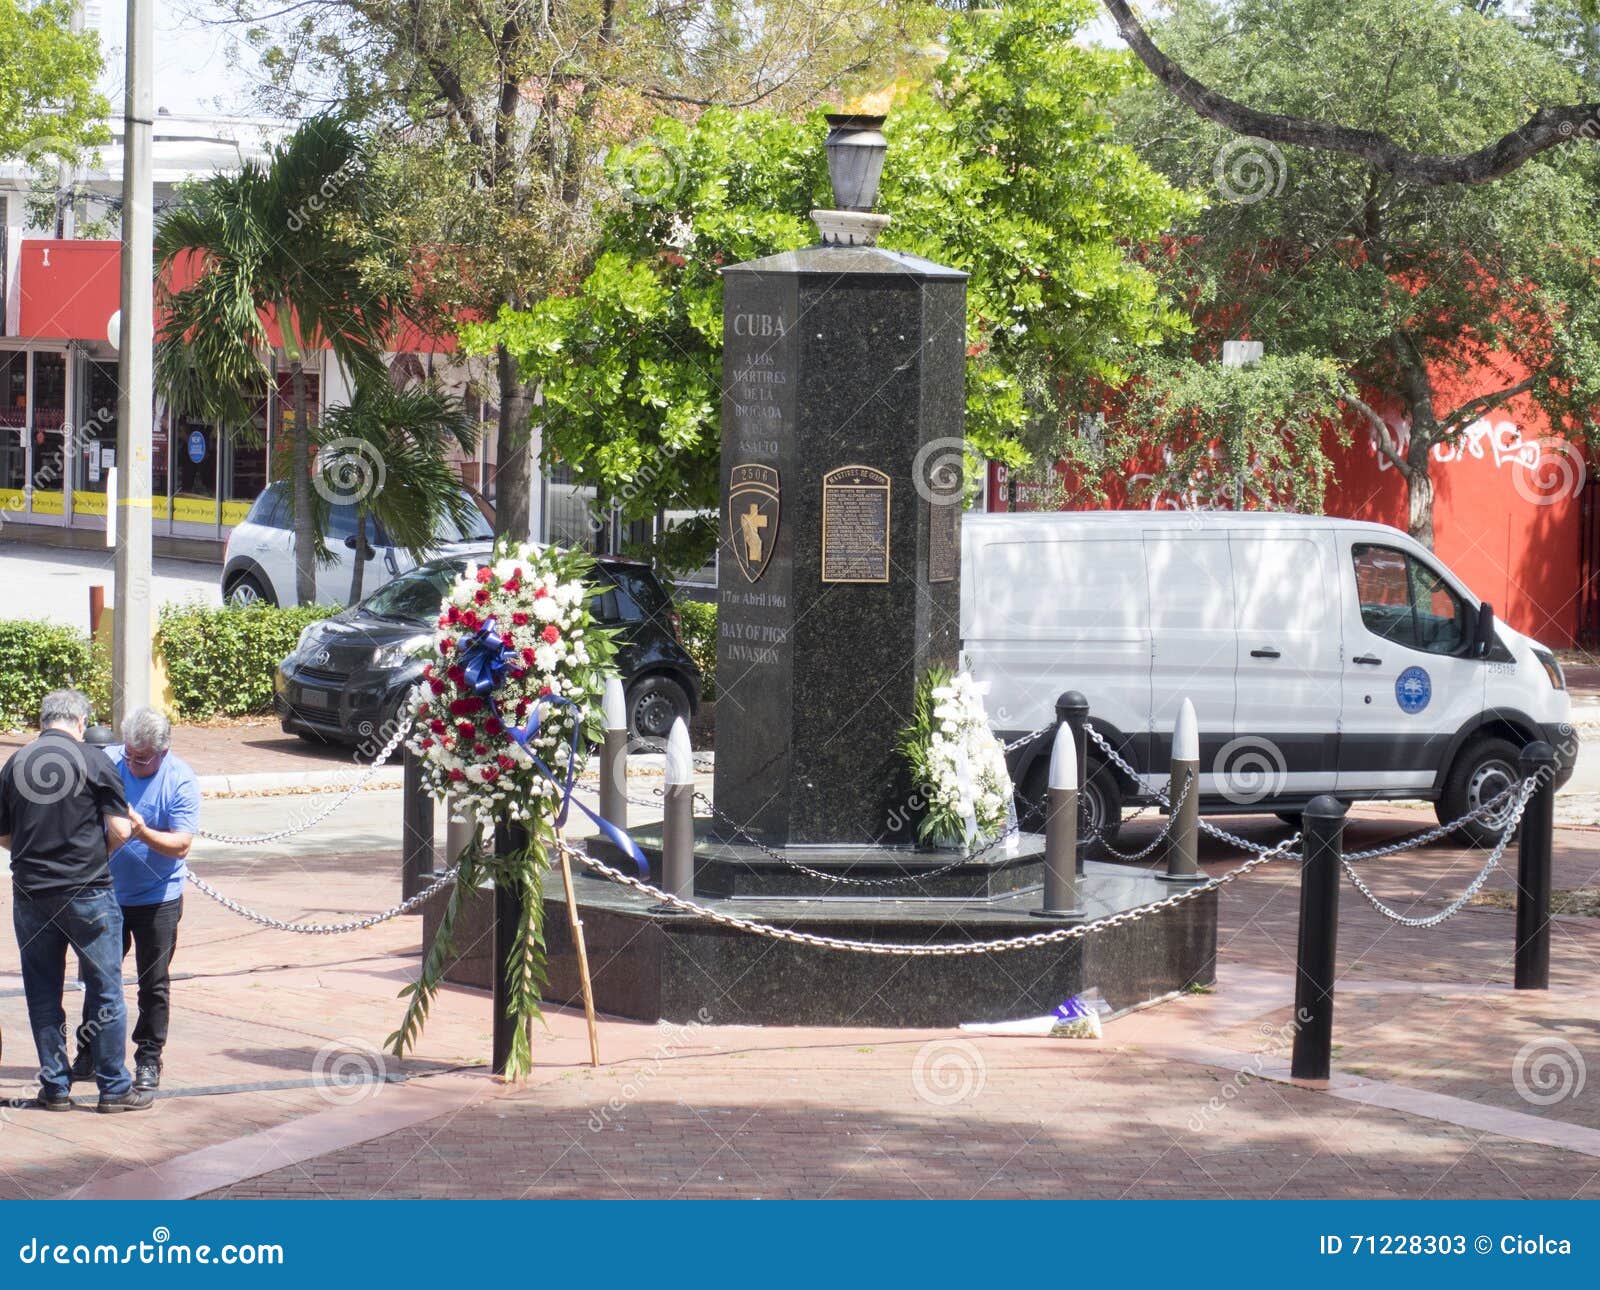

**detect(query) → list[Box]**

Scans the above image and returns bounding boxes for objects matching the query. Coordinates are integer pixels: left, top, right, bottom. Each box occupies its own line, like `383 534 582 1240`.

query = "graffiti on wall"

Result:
1369 417 1586 506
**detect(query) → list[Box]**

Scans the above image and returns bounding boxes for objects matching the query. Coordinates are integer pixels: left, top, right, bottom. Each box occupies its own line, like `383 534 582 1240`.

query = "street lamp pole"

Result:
112 0 155 725
1221 339 1263 511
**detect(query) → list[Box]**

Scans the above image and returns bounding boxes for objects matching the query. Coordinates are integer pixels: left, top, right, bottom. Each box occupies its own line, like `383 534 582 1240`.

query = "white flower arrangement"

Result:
899 666 1013 848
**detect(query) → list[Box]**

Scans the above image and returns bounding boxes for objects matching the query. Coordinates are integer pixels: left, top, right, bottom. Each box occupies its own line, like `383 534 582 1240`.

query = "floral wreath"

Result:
898 665 1014 849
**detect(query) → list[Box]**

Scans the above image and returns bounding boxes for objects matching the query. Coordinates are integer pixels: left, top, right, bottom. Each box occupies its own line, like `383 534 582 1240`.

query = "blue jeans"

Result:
13 888 132 1098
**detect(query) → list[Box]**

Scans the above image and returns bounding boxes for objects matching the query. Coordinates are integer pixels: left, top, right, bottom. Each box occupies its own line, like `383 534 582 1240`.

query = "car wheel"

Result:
1275 810 1303 830
1438 736 1522 848
628 675 690 741
226 573 276 607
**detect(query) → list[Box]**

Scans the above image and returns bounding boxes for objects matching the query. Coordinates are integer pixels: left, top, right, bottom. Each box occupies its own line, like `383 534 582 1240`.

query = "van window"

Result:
1351 544 1467 656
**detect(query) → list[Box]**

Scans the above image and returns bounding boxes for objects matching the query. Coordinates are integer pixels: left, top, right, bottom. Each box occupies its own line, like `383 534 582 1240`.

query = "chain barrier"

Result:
1094 774 1192 864
1342 782 1522 861
184 866 458 934
195 692 419 846
561 832 1298 958
1338 780 1533 929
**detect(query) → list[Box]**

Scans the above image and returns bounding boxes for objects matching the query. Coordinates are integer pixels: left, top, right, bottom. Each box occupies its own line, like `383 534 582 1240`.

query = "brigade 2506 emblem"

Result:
728 464 780 583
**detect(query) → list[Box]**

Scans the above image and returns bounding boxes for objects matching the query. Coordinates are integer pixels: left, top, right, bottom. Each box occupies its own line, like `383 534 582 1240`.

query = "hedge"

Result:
158 602 338 718
677 599 716 700
0 620 110 729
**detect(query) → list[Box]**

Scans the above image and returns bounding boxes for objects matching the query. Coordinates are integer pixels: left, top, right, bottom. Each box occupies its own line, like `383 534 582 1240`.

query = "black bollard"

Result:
401 744 434 900
491 818 529 1075
1291 795 1347 1081
1055 690 1090 871
1515 741 1557 991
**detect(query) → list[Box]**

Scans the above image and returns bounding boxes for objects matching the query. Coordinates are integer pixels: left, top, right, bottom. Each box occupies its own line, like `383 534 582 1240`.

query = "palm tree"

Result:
154 115 408 604
316 380 482 603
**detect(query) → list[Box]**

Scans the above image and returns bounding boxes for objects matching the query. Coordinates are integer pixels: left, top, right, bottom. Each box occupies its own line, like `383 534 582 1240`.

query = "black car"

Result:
273 555 701 745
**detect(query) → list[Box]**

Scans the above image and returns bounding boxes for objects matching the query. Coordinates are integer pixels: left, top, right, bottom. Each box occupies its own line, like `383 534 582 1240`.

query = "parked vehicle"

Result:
273 554 701 744
221 480 496 607
961 512 1576 848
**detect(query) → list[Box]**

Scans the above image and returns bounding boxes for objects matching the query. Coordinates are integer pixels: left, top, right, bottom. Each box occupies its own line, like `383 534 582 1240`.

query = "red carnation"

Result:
541 624 560 644
447 768 466 783
533 586 549 599
449 697 484 716
482 766 499 782
474 587 490 605
419 737 433 750
496 754 516 772
473 742 488 756
447 664 466 685
430 719 446 735
444 606 461 624
456 721 476 741
484 717 503 736
539 685 553 697
476 566 492 585
521 647 536 665
439 638 453 654
460 610 479 630
417 702 429 717
511 611 529 627
428 678 446 696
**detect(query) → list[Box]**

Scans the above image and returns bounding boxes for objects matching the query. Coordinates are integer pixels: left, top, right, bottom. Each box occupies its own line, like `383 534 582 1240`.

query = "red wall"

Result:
987 359 1586 648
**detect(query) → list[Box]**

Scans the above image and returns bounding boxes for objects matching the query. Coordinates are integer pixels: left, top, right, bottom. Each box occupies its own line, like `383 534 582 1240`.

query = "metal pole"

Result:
491 818 528 1075
1291 795 1346 1081
599 676 628 830
401 745 434 900
112 0 154 726
445 795 474 869
1033 724 1082 918
1055 690 1089 872
1515 741 1557 991
661 717 695 902
1161 697 1202 881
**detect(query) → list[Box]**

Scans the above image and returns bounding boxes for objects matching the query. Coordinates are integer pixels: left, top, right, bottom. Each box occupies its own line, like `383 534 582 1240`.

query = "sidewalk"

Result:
2 804 1595 1200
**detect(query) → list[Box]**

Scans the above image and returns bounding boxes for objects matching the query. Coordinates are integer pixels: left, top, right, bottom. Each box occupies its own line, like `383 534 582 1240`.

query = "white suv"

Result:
221 481 495 606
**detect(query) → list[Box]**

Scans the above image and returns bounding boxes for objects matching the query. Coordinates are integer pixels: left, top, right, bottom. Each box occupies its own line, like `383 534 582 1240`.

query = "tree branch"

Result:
1346 393 1410 474
1438 376 1537 434
1101 0 1600 187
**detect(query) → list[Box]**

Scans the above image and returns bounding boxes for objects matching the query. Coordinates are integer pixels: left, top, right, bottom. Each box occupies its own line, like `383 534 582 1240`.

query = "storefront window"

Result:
223 395 270 527
171 409 218 526
30 352 67 514
0 351 25 495
72 360 120 517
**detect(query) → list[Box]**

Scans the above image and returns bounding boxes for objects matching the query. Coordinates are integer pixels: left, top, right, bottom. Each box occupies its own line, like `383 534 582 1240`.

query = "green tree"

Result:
224 0 924 542
0 0 106 165
468 0 1193 568
154 115 412 603
315 381 481 602
1106 0 1600 545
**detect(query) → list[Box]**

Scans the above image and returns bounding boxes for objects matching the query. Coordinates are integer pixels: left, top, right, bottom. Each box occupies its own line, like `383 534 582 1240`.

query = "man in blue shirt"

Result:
72 706 201 1092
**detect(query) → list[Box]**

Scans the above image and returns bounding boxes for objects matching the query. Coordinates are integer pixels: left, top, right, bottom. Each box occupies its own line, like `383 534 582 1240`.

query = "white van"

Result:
960 512 1575 848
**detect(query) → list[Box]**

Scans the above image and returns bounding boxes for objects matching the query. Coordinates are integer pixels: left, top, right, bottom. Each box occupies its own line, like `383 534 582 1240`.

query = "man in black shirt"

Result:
0 690 153 1113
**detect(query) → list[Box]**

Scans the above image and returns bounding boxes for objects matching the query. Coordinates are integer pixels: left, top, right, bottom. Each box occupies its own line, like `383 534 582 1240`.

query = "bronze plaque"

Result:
728 464 780 583
820 465 891 584
928 496 959 583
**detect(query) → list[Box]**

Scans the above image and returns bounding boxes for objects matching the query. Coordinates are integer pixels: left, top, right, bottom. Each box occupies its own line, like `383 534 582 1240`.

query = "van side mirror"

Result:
1472 601 1495 658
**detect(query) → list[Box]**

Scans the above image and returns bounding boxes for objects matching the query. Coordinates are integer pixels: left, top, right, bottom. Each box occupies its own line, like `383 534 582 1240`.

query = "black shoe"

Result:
97 1089 156 1114
69 1049 94 1084
133 1063 161 1091
33 1090 73 1112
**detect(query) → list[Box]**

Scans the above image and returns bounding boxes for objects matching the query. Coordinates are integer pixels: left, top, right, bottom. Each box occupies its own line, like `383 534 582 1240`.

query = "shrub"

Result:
158 602 337 718
676 599 716 700
0 620 110 729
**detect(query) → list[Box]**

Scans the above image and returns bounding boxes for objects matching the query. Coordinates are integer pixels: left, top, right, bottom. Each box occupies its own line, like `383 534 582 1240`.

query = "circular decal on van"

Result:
1395 666 1432 714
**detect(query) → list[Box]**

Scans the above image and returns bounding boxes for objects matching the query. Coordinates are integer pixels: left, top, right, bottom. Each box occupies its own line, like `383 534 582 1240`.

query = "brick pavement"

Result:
2 807 1597 1200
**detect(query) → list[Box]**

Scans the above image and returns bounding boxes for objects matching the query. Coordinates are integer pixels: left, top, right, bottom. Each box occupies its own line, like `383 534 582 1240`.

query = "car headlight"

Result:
1533 648 1565 691
373 635 431 669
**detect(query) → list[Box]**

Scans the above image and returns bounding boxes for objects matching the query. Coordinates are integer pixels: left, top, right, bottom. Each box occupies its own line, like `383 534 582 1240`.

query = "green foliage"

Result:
676 600 717 700
0 0 107 165
469 0 1192 570
157 603 337 719
0 620 108 729
1116 0 1600 535
1115 354 1352 511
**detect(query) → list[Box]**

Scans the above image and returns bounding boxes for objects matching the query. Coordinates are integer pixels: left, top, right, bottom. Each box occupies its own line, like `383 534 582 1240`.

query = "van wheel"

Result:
1275 811 1303 829
1438 737 1522 848
1015 757 1121 855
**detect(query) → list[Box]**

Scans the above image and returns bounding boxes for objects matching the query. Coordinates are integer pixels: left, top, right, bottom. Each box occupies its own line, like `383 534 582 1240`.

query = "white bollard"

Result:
662 717 696 901
1033 722 1083 918
600 676 628 830
1161 697 1202 881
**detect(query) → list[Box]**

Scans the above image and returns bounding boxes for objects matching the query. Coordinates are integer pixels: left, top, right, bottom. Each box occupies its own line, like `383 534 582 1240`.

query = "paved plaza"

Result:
2 790 1595 1200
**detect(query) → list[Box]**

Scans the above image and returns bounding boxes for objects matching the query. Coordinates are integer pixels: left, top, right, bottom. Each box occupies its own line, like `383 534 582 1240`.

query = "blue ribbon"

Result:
451 619 649 876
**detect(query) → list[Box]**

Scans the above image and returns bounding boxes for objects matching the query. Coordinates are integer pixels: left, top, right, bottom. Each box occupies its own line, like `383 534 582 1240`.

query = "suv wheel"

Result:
226 573 276 607
1438 736 1521 848
628 675 690 741
1016 755 1122 856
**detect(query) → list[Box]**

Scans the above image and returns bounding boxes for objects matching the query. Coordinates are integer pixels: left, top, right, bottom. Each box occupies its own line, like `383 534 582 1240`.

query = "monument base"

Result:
424 837 1217 1027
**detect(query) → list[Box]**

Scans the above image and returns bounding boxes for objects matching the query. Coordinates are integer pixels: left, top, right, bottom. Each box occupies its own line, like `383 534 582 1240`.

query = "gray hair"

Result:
121 706 172 753
39 689 93 731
